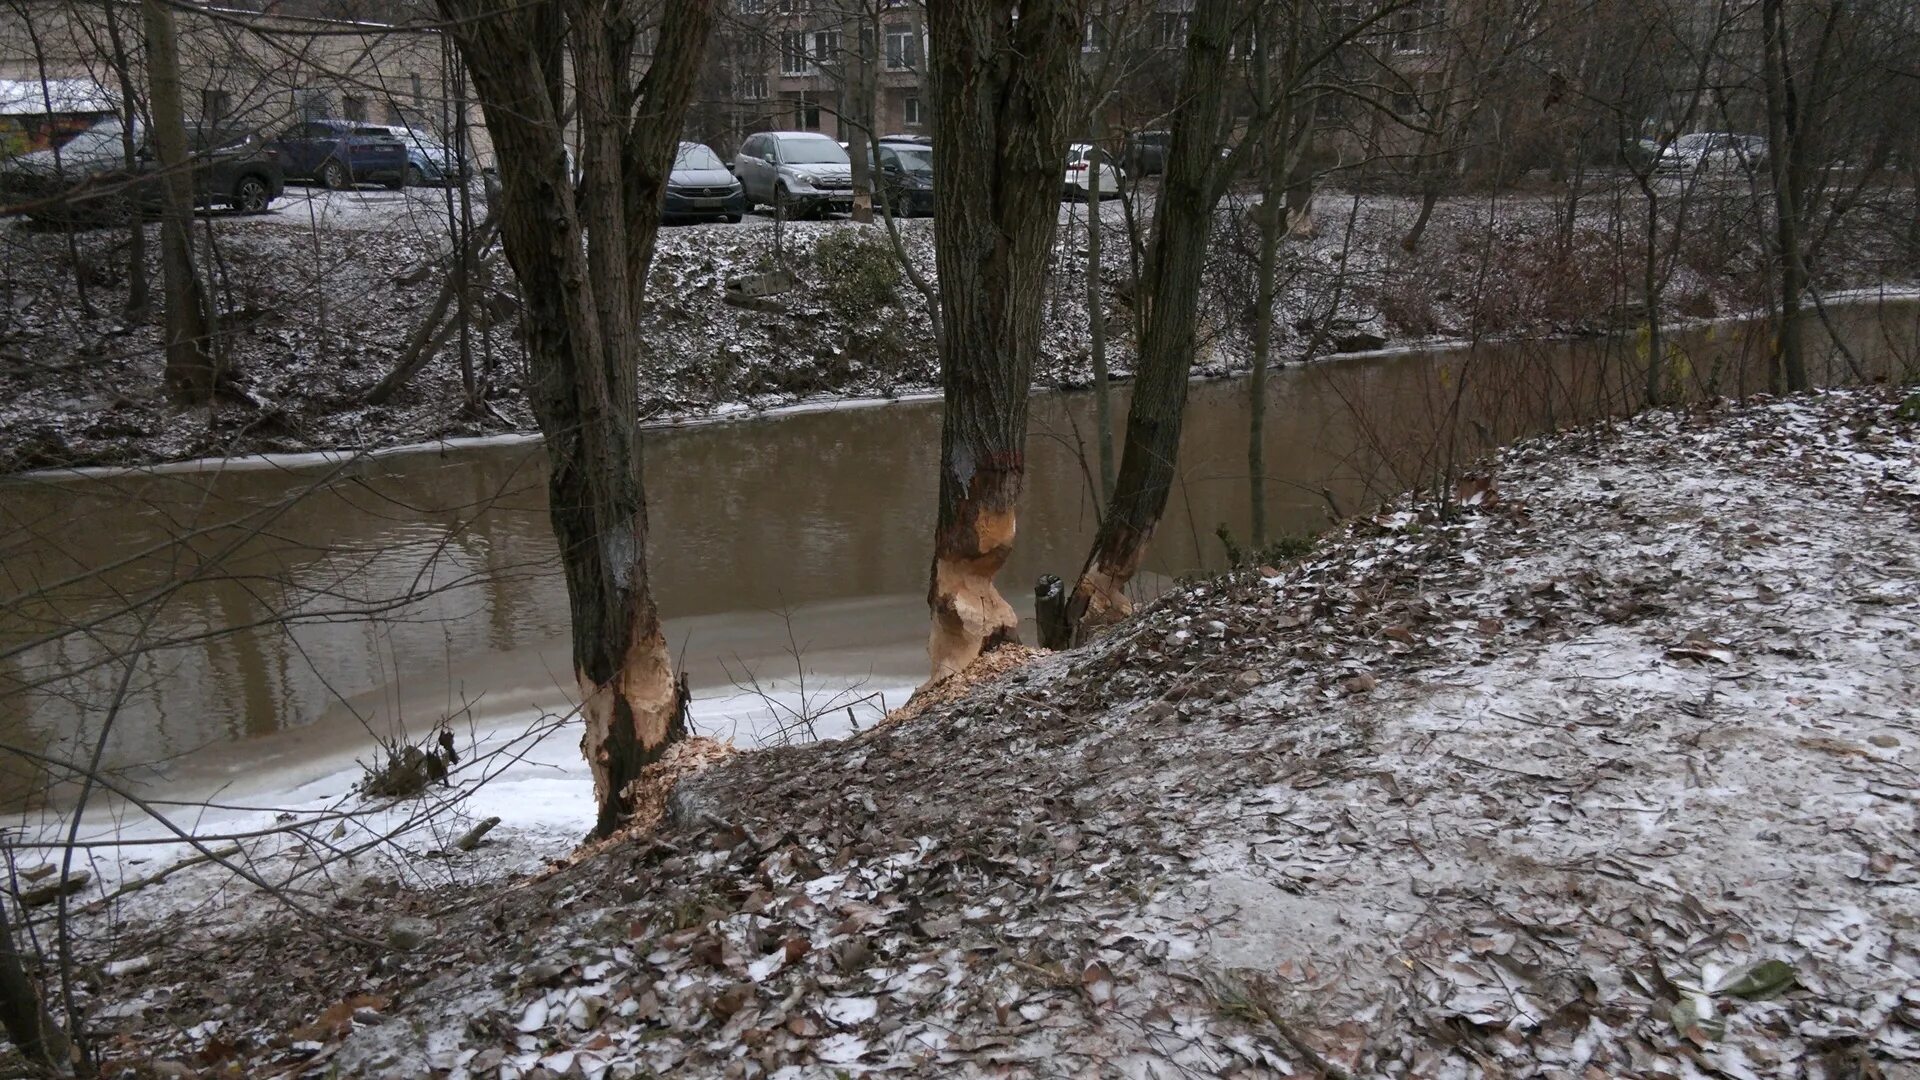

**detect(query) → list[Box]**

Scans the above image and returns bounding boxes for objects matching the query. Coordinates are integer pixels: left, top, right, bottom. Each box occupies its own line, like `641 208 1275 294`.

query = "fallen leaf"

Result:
1716 959 1795 1000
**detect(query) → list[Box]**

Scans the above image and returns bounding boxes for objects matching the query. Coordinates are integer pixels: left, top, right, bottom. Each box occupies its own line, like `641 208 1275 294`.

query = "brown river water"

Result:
3 298 1915 806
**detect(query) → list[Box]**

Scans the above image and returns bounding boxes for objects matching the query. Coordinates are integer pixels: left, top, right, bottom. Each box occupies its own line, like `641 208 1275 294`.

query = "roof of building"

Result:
0 78 115 117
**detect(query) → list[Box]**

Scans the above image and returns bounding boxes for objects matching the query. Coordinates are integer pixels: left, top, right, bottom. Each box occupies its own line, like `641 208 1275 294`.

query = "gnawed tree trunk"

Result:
1066 0 1237 634
143 0 215 403
438 0 712 837
923 0 1084 683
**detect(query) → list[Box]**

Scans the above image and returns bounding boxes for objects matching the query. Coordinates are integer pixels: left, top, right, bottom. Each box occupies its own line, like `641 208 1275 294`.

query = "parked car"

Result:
0 118 284 223
734 131 853 218
664 141 745 223
1122 130 1171 176
1063 143 1124 198
1656 133 1767 176
873 138 934 217
270 119 408 189
365 124 465 186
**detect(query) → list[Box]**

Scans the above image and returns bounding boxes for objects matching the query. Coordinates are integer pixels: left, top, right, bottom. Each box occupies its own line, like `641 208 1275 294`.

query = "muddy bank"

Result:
4 182 1914 474
40 386 1920 1077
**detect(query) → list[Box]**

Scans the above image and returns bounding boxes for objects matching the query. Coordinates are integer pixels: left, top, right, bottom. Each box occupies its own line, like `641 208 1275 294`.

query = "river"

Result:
2 297 1914 807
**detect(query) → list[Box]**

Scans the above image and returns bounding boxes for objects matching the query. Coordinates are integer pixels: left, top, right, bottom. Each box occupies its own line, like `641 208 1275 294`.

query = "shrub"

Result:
813 227 901 316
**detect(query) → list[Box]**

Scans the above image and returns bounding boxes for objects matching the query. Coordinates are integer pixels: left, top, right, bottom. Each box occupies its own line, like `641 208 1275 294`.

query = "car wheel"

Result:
725 214 742 224
404 165 426 187
320 159 351 190
383 176 404 191
231 175 271 214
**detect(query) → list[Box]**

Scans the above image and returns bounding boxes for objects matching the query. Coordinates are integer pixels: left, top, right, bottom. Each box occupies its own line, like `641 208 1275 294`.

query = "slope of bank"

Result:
36 386 1917 1078
5 181 1914 474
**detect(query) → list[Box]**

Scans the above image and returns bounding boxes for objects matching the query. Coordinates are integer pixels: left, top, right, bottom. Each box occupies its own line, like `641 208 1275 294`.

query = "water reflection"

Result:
1 298 1913 802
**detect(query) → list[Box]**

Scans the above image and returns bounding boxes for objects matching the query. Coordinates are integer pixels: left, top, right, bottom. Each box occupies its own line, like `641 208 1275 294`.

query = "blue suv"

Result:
270 119 407 189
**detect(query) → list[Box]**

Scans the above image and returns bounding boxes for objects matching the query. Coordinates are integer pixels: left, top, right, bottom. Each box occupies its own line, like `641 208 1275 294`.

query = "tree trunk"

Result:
143 0 215 403
1762 0 1808 392
103 0 147 319
923 0 1083 682
0 892 68 1072
1401 180 1440 253
1641 180 1665 406
1066 0 1236 633
1085 104 1114 501
440 0 712 837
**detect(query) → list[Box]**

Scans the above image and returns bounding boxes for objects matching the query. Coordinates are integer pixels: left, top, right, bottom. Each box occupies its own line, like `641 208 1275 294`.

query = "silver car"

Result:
733 131 853 218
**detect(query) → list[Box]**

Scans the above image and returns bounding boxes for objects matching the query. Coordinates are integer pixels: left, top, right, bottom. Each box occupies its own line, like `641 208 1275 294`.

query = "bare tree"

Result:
1063 0 1243 635
923 0 1085 682
433 0 713 836
143 0 217 403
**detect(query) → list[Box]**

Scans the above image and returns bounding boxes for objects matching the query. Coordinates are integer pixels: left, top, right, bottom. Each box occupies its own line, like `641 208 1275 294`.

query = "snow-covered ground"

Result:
5 175 1912 473
15 386 1916 1078
3 673 913 931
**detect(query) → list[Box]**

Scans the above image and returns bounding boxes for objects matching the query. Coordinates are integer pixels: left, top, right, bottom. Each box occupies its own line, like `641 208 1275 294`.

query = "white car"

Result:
1064 142 1124 198
733 131 854 218
1656 133 1768 176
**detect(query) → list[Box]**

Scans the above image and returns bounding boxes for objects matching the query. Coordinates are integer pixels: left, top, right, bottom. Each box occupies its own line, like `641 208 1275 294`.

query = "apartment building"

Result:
0 2 484 156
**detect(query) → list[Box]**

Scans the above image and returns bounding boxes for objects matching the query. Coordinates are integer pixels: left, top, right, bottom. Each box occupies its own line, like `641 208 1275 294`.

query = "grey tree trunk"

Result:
1762 0 1809 392
923 0 1084 682
1085 104 1114 502
1067 0 1237 633
143 0 215 403
0 892 69 1072
102 0 147 319
438 0 712 837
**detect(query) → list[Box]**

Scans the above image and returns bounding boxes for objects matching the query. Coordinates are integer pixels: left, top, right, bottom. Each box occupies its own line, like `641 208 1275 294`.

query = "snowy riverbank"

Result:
10 385 1916 1077
5 179 1914 474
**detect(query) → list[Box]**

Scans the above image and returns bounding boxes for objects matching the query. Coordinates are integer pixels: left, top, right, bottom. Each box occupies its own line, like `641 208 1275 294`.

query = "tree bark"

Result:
1085 102 1114 502
1762 0 1809 392
439 0 712 837
923 0 1084 682
102 0 147 319
1067 0 1237 633
143 0 216 403
0 892 69 1072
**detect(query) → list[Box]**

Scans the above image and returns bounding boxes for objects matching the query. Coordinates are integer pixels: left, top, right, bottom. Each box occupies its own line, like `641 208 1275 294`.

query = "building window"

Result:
342 95 367 122
780 30 810 74
812 29 841 66
385 101 406 126
410 73 424 109
903 94 921 126
739 74 768 100
885 24 919 69
200 88 230 120
739 0 764 12
1158 13 1189 48
1392 0 1445 53
1081 20 1107 53
793 97 821 130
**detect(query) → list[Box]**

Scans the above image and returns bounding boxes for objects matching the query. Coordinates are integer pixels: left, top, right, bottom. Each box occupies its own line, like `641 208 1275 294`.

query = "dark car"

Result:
0 118 284 224
270 119 407 189
365 124 466 186
663 141 744 223
1122 130 1171 176
873 139 933 216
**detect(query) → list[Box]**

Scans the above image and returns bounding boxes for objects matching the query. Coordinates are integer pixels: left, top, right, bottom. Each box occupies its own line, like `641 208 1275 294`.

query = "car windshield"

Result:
675 144 725 170
887 147 932 173
780 138 847 165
